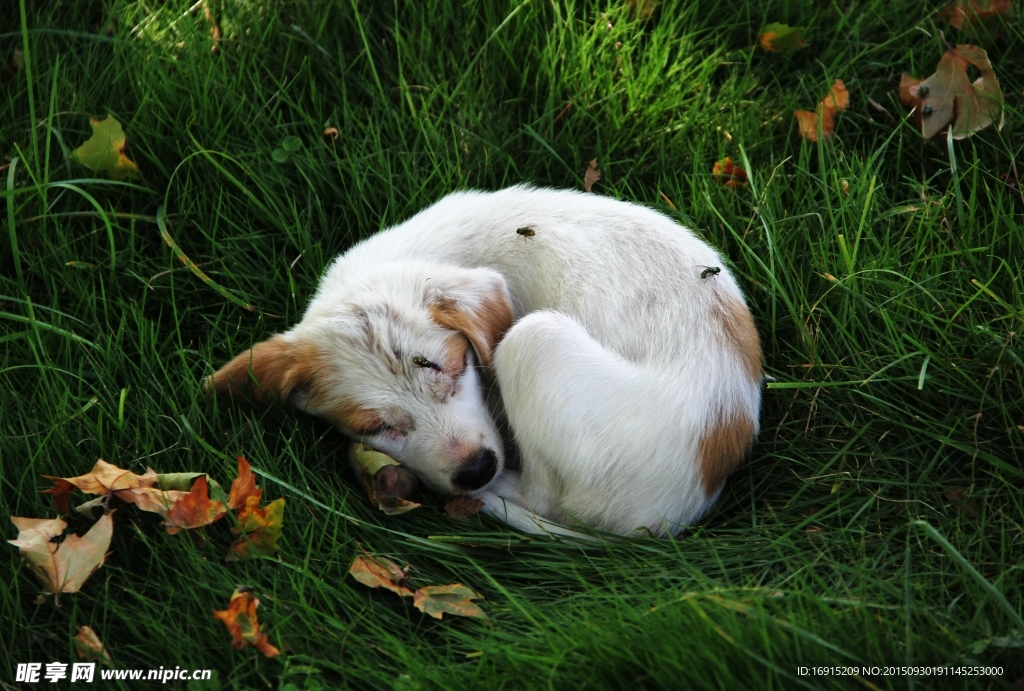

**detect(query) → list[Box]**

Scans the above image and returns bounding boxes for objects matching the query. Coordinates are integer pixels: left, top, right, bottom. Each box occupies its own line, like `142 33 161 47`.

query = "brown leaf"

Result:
711 157 749 189
164 475 227 534
905 45 1004 140
413 584 487 620
349 549 414 597
938 0 1013 31
74 626 113 664
227 456 262 510
212 589 280 658
43 460 186 518
226 496 285 561
444 496 484 521
8 513 113 598
625 0 657 20
795 79 850 141
584 159 601 192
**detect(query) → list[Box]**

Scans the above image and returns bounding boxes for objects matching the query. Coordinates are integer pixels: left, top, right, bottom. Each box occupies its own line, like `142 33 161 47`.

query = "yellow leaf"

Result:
71 115 140 181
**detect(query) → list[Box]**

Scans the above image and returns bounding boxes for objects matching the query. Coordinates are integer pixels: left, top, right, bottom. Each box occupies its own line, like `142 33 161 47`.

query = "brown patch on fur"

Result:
428 292 513 372
331 400 384 435
713 294 762 381
208 336 318 404
442 333 470 376
698 411 756 497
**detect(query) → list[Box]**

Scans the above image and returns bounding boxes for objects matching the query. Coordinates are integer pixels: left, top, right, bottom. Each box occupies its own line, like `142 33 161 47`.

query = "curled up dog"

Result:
209 186 762 538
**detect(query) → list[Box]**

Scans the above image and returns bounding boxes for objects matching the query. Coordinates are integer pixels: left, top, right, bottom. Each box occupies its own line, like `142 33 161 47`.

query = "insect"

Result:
516 226 536 243
412 355 441 371
699 266 721 280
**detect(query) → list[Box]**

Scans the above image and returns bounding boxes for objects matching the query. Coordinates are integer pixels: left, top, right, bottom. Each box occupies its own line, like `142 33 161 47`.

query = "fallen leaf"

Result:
353 444 421 515
322 127 339 141
227 456 262 510
901 45 1003 139
8 513 113 599
759 23 808 52
444 496 484 521
43 460 187 518
212 589 280 658
0 49 23 84
74 626 113 665
711 157 749 189
795 79 850 141
349 549 414 597
413 584 487 620
164 475 227 534
71 115 140 181
226 496 285 561
625 0 657 20
938 0 1013 36
584 159 601 192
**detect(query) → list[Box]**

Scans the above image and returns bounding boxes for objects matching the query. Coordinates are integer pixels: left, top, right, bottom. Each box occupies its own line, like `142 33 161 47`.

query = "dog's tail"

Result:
476 491 603 543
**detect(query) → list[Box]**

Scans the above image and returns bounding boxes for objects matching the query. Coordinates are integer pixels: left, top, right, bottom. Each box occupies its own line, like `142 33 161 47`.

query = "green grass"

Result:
2 0 1023 689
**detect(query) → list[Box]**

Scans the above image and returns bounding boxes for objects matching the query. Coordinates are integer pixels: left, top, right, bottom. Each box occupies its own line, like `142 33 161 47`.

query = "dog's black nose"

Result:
454 448 498 491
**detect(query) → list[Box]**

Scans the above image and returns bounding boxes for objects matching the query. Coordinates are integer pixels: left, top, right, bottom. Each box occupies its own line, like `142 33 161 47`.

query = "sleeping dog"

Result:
210 186 761 537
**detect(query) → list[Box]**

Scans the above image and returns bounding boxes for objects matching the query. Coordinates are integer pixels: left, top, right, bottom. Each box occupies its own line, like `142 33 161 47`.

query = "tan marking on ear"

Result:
208 336 316 404
713 294 762 381
331 400 384 435
429 291 513 372
442 333 470 376
698 410 756 498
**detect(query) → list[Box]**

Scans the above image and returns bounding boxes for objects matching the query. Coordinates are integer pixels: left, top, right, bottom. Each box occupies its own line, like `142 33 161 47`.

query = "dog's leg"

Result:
475 472 599 541
493 310 731 537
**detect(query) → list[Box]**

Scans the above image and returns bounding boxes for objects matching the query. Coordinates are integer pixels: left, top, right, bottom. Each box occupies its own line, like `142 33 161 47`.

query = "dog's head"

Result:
208 264 514 495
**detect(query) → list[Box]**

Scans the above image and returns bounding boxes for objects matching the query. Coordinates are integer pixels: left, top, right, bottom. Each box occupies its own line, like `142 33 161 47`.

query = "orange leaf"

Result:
43 460 187 518
164 476 226 534
444 496 484 521
212 589 280 658
758 23 808 52
226 496 285 561
413 584 487 620
584 159 601 192
227 456 262 510
74 626 113 665
8 513 113 599
349 549 414 597
711 157 749 189
796 79 850 141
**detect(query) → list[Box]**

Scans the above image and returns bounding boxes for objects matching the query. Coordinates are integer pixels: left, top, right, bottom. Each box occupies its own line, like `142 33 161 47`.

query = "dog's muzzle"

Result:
453 448 498 491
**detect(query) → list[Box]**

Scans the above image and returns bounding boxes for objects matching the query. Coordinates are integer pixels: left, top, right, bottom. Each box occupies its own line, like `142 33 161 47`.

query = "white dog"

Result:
210 186 761 538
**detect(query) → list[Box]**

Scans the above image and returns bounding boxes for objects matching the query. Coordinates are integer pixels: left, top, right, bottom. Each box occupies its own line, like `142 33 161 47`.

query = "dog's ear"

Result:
425 268 514 372
207 335 314 405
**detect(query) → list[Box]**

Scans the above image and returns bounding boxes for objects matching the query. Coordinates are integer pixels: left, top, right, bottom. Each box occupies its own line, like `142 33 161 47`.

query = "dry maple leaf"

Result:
227 456 262 511
8 513 113 599
349 549 414 597
226 496 285 561
71 115 140 181
900 45 1003 140
444 496 484 521
212 589 280 658
759 23 808 52
711 157 749 189
795 79 850 141
74 625 113 665
164 475 227 534
584 159 601 192
413 584 487 620
44 460 187 517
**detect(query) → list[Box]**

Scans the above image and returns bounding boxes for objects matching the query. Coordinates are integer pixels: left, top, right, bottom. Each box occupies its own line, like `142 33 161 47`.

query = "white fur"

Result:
239 186 761 537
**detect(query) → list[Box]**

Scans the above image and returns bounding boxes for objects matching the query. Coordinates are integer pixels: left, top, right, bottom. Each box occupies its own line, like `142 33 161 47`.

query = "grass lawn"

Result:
2 0 1023 688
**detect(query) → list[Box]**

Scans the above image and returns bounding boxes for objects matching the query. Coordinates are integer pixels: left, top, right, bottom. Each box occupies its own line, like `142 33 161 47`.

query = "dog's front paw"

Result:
374 463 419 499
